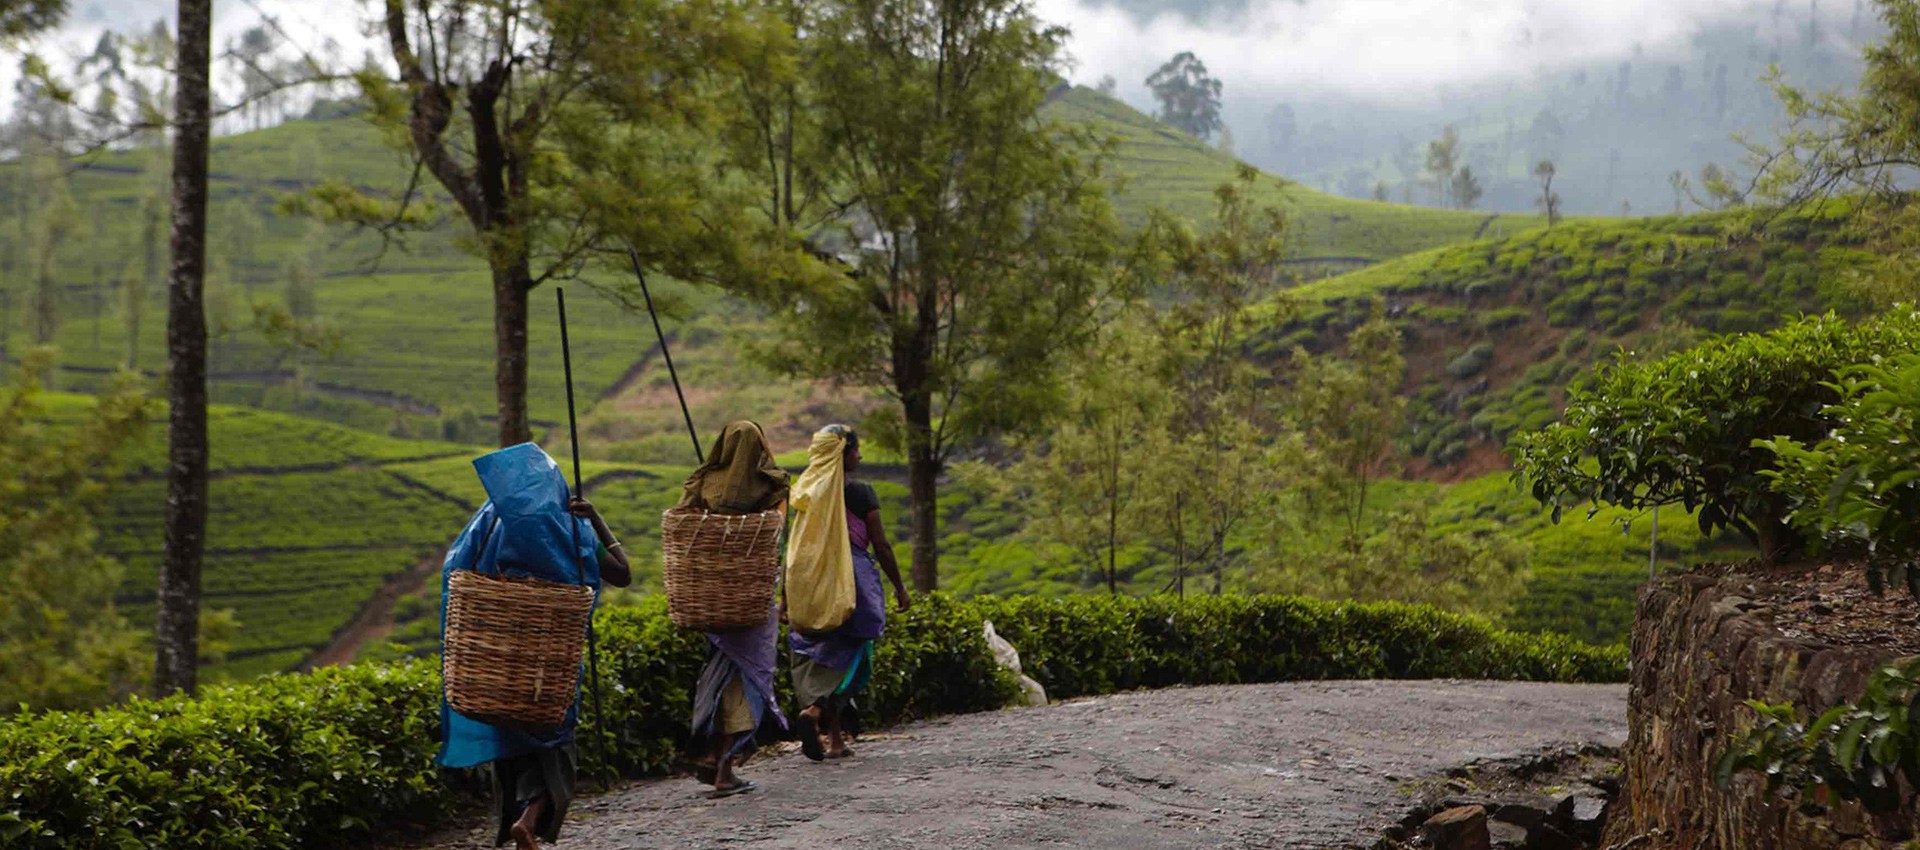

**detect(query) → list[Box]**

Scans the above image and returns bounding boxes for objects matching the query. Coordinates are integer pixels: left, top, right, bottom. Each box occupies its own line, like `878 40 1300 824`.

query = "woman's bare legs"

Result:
510 795 547 850
712 733 743 790
797 703 826 760
824 705 852 758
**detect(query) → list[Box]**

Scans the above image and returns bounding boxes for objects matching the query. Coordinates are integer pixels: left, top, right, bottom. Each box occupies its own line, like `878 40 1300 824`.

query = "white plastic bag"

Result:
983 620 1047 707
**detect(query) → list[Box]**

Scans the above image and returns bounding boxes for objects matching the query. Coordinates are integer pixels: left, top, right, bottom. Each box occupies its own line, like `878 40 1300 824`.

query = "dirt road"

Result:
422 680 1626 850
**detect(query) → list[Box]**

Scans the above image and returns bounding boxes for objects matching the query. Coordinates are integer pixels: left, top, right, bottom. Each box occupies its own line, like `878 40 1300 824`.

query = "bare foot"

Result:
510 821 537 850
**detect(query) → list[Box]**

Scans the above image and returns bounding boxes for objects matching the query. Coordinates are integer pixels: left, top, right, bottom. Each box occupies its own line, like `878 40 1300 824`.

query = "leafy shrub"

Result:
1479 307 1529 331
1 355 152 710
976 595 1622 699
1512 312 1920 560
1762 349 1920 598
1 594 1623 849
1446 343 1496 379
0 661 454 850
1717 660 1920 815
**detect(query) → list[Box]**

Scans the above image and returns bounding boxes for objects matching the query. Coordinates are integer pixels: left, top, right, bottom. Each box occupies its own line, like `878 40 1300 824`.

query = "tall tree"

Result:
1451 165 1483 211
1140 170 1297 594
1747 0 1920 304
965 320 1162 595
696 0 1121 591
1 350 150 710
25 149 79 355
1535 159 1562 226
365 0 570 446
1425 126 1461 207
154 0 213 698
1146 51 1223 140
350 0 738 447
229 25 277 130
1290 310 1407 543
128 182 165 369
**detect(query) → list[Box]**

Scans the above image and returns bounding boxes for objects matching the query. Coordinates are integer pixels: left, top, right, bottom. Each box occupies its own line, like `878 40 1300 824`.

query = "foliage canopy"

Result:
0 351 150 710
1762 338 1920 598
1512 312 1920 560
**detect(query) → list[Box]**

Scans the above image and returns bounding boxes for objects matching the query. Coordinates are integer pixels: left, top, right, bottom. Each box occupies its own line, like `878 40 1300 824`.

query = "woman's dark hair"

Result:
826 423 859 453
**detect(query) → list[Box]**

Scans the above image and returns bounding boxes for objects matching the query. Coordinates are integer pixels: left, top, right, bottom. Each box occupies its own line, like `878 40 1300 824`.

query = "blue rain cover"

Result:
437 442 602 769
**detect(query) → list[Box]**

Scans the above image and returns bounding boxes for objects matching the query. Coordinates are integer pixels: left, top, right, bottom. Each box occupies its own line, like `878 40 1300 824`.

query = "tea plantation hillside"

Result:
3 86 1523 450
56 379 1733 680
1245 203 1874 644
1041 86 1540 262
15 87 1866 676
1263 203 1870 477
46 397 703 679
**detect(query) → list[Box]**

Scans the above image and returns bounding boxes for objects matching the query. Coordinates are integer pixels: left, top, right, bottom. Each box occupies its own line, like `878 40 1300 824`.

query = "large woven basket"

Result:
661 506 783 632
443 570 595 730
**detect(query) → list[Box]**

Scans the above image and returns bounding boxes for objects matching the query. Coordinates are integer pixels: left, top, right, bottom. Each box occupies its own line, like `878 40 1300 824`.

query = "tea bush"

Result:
1718 660 1920 815
974 595 1624 700
1 593 1623 849
1513 311 1920 560
1762 342 1920 598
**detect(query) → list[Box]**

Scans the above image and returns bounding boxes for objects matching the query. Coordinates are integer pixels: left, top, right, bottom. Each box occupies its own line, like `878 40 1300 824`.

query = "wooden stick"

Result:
555 286 613 787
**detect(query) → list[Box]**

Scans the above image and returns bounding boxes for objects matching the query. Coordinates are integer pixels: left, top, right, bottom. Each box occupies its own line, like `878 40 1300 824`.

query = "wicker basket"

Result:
661 506 783 632
443 570 595 729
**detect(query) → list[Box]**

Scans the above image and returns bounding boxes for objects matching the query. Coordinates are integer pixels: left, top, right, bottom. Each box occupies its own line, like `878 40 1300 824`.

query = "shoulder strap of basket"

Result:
477 516 502 577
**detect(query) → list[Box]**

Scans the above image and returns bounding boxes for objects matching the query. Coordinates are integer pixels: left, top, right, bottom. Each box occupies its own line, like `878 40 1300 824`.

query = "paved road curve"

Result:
418 680 1627 850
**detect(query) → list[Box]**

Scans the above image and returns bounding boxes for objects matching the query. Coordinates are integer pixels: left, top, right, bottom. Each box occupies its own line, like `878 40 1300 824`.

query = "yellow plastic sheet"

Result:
783 427 855 633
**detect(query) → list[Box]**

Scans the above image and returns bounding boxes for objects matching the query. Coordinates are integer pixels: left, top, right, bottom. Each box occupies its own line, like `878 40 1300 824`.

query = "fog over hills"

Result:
5 0 1877 216
1043 0 1873 215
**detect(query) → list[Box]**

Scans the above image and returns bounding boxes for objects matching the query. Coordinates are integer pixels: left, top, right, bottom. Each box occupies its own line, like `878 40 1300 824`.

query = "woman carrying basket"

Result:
438 443 631 850
784 424 911 762
676 420 790 798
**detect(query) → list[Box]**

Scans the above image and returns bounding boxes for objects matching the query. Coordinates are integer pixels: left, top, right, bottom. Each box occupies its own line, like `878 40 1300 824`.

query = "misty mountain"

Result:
1089 0 1874 216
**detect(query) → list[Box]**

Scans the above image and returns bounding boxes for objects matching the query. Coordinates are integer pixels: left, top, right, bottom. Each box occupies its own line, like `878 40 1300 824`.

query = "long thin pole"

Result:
557 287 585 494
628 250 703 464
556 287 613 787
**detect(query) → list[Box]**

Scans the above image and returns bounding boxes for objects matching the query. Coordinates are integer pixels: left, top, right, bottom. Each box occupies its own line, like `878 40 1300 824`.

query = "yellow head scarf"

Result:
783 425 856 633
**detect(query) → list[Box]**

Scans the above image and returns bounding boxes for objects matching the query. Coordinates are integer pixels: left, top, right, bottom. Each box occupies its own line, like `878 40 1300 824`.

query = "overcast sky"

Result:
1042 0 1863 107
1 0 1865 116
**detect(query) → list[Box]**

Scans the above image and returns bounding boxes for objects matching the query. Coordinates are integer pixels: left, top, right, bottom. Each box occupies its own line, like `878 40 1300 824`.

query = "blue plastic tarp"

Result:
437 442 602 769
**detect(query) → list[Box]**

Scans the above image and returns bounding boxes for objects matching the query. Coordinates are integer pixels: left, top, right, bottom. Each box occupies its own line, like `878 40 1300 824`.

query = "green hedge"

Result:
1 593 1624 849
972 595 1624 699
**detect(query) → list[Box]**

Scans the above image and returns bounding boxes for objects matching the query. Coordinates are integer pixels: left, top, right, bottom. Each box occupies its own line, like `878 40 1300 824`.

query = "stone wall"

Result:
1608 566 1918 849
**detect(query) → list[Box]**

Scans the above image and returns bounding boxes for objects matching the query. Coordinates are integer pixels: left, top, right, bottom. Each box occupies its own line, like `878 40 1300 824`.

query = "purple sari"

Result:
789 504 886 676
692 607 788 754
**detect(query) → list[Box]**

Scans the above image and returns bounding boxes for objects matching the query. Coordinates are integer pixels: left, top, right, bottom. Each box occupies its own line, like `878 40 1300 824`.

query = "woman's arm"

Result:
570 497 632 588
865 508 911 611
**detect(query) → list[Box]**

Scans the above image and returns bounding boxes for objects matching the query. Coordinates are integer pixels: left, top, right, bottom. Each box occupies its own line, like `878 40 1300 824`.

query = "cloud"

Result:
1038 0 1855 107
2 0 373 116
1 0 1856 126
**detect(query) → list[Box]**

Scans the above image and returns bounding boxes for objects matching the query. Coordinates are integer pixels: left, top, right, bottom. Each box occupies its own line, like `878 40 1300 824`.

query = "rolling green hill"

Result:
13 83 1867 681
1043 87 1540 263
64 396 712 679
1260 202 1869 475
7 87 1531 450
1239 202 1873 643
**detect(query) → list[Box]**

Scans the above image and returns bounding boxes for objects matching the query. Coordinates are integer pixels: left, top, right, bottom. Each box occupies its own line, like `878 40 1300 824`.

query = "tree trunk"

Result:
904 392 939 593
154 0 213 698
492 259 532 447
1106 507 1118 596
